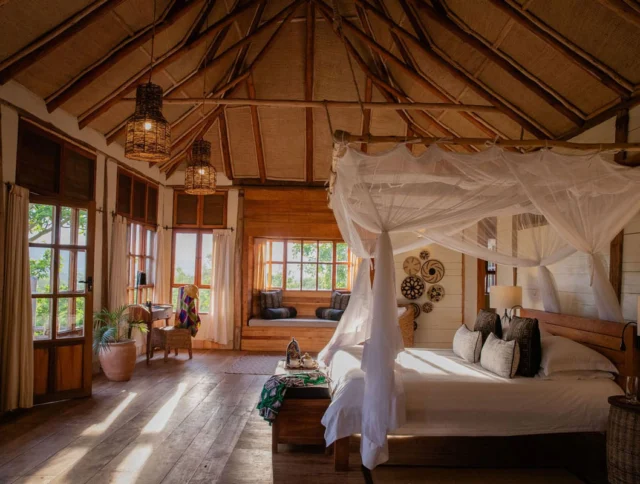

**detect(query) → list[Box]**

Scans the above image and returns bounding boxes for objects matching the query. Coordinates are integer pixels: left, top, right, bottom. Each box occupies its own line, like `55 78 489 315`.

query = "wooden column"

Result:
609 108 629 302
233 192 244 350
304 2 315 183
102 158 109 307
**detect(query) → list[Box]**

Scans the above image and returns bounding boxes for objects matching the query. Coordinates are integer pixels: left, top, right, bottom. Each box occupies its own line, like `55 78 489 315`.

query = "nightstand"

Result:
607 395 640 483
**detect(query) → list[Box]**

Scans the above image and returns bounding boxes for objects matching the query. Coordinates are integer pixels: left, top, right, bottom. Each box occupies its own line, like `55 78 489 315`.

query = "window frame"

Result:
126 221 156 305
116 167 159 225
173 190 227 229
263 239 352 292
170 229 213 314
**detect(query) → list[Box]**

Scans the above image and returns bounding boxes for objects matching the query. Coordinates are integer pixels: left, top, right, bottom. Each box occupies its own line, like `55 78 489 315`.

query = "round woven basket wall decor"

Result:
421 259 445 284
422 301 434 313
427 284 445 302
419 250 430 261
407 302 421 318
401 276 425 300
403 256 422 276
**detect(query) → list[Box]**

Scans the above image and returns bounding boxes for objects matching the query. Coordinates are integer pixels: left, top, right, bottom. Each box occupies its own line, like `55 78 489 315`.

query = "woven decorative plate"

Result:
401 276 425 300
419 250 430 261
422 301 434 313
421 259 445 284
427 284 445 302
403 256 422 276
408 302 421 318
413 321 418 331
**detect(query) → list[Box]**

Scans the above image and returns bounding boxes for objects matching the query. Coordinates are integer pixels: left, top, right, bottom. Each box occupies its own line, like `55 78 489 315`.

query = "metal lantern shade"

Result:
185 139 217 195
125 83 171 162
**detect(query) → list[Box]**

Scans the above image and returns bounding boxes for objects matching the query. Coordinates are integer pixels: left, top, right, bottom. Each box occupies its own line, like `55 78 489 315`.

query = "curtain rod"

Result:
333 130 640 152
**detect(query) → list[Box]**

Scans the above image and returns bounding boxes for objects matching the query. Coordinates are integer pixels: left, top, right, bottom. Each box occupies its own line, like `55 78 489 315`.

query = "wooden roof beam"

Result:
360 77 372 153
305 2 315 182
414 0 585 126
315 0 549 138
218 113 233 179
0 0 129 84
595 0 640 29
484 0 633 96
45 0 200 113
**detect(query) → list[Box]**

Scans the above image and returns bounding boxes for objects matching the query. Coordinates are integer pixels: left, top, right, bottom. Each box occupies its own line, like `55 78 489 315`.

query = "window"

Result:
171 231 212 314
264 240 351 291
126 223 155 304
116 168 158 225
174 191 226 228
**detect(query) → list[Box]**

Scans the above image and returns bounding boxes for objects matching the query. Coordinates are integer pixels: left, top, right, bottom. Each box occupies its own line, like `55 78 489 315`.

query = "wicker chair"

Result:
150 285 198 362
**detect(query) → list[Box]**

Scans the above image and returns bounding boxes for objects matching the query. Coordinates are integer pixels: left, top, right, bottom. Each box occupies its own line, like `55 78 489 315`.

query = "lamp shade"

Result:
185 139 217 195
125 83 171 162
490 285 522 309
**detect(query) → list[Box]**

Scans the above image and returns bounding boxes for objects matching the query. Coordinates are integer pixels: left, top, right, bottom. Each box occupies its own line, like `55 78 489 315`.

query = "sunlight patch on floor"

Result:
142 383 187 434
82 392 137 436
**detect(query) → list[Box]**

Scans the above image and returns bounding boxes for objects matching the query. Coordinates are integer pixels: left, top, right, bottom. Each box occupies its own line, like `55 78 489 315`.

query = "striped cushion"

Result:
260 290 283 310
474 310 502 344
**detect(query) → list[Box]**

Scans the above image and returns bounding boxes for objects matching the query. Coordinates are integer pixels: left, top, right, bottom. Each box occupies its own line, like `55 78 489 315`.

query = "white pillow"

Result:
452 325 482 363
535 369 616 381
480 333 520 379
540 335 618 376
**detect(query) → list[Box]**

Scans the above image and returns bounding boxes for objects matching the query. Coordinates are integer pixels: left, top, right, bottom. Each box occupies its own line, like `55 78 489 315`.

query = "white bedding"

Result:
322 346 622 445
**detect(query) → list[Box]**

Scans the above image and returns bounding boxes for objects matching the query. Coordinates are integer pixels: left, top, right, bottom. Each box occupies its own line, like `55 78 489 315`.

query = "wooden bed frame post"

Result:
334 437 350 471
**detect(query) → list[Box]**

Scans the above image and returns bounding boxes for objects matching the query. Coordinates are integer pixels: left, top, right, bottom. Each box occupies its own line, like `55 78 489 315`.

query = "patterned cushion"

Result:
505 316 541 377
337 293 350 310
474 309 502 344
452 325 483 363
330 291 341 309
260 290 283 310
480 333 520 379
316 307 345 321
261 307 297 320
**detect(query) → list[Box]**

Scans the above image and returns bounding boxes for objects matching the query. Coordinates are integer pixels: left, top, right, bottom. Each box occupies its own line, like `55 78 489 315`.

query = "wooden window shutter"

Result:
16 123 61 195
117 172 132 216
147 186 158 224
62 148 94 201
175 193 198 225
202 194 226 226
132 179 147 220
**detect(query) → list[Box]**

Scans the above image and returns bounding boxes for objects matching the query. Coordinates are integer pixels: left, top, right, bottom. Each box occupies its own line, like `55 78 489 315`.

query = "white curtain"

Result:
109 215 128 310
1 185 33 411
323 143 640 469
153 227 170 304
204 230 234 344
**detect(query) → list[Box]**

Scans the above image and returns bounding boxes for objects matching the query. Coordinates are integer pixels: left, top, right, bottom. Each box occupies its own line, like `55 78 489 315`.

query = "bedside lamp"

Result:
490 285 523 324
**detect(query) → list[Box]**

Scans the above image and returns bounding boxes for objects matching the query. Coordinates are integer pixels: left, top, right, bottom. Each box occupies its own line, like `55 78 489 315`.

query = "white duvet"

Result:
322 346 622 446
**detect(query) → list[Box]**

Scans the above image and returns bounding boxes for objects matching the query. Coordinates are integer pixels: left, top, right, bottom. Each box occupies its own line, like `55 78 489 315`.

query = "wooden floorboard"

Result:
0 350 584 483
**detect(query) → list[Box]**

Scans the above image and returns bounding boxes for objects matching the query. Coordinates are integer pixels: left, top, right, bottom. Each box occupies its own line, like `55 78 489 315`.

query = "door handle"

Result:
79 276 93 292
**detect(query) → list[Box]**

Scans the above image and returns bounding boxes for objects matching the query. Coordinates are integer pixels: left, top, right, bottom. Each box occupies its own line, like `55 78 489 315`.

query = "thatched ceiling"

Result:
1 0 639 183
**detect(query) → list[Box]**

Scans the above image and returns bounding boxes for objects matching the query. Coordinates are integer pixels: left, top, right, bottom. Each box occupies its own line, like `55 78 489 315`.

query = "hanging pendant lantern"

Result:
125 83 171 162
185 139 217 195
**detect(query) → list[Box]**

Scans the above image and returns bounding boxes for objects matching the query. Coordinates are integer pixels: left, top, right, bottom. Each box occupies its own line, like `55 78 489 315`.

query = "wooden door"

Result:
29 197 94 404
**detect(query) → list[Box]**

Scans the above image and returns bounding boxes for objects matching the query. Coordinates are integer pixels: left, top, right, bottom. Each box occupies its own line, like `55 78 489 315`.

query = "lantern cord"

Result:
202 16 208 123
148 0 157 84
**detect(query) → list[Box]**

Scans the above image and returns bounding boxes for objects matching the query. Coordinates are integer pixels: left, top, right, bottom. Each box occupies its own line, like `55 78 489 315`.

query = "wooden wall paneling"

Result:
610 108 629 301
55 344 83 392
233 192 244 349
281 291 332 318
33 347 49 395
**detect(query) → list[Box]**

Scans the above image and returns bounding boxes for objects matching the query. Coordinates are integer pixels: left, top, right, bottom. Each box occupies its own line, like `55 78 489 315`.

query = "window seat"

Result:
248 317 339 328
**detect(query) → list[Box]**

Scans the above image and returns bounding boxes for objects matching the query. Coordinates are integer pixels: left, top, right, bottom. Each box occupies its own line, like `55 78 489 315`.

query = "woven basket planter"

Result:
607 396 640 483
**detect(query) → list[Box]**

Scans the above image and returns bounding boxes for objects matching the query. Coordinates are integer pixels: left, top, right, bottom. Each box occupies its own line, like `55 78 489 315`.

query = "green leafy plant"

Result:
93 305 148 355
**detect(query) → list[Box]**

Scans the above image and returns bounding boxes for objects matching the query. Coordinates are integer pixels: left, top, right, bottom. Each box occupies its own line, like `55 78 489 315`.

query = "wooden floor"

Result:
0 350 584 484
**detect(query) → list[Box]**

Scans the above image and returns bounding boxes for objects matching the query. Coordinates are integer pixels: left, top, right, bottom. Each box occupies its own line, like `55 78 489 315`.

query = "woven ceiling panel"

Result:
226 107 259 178
203 118 225 174
446 0 509 44
259 107 305 181
313 107 361 181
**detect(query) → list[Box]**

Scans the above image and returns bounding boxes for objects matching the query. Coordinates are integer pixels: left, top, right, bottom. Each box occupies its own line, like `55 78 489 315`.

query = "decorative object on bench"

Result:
421 259 445 284
419 249 430 261
301 352 318 369
474 309 502 344
286 337 301 366
401 275 424 300
427 284 445 302
607 395 640 484
403 256 422 276
422 301 433 314
260 289 298 319
150 285 197 362
315 291 351 321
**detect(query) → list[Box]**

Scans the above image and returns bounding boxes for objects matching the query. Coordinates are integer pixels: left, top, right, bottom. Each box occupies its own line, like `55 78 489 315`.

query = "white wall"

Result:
395 244 463 348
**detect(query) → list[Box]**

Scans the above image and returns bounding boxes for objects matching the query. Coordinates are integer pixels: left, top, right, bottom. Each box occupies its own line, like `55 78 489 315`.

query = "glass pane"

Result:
302 242 317 263
336 264 348 289
57 297 84 338
199 288 210 314
75 250 86 292
77 209 88 246
302 264 317 290
318 264 332 290
173 233 197 284
60 207 73 244
29 247 53 294
135 224 143 255
32 298 52 340
146 257 153 285
319 242 333 262
201 234 213 286
287 241 302 262
58 249 73 292
270 263 283 288
172 288 180 312
286 263 301 290
271 241 284 262
336 243 348 262
29 204 55 244
146 230 154 256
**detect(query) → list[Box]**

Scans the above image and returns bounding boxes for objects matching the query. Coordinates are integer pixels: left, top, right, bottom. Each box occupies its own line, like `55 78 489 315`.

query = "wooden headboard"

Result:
521 309 639 384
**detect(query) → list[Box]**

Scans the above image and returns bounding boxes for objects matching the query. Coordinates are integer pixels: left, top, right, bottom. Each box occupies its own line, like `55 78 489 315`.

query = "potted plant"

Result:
93 305 148 382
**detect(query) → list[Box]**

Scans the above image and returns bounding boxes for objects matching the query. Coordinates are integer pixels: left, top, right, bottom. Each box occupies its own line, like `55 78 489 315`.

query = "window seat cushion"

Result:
248 317 339 328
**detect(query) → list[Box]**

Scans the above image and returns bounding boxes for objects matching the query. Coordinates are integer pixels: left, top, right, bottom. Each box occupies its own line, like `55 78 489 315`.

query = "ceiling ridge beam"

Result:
0 0 129 84
415 0 585 126
485 0 633 96
77 0 268 129
45 0 198 112
315 0 550 138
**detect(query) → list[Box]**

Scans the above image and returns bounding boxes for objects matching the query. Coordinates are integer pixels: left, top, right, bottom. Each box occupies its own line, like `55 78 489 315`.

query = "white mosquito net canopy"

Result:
319 142 640 469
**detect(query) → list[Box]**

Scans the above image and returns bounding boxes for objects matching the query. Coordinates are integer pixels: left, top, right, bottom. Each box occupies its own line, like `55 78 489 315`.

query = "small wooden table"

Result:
129 304 173 364
607 395 640 484
271 360 331 453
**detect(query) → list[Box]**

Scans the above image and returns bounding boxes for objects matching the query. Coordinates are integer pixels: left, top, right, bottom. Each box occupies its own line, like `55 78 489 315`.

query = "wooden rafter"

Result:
414 0 585 125
305 2 315 182
219 113 233 179
77 0 268 129
485 0 633 96
0 0 128 84
247 75 266 182
45 0 200 112
596 0 640 29
360 77 372 153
